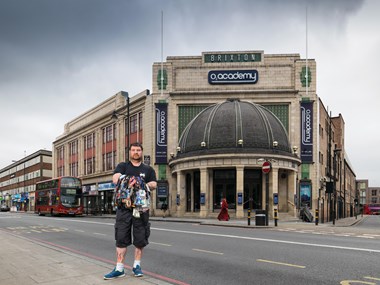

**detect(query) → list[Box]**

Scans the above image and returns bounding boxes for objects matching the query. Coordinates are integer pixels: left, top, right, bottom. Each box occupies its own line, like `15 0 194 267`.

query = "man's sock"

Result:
133 260 141 268
116 262 124 272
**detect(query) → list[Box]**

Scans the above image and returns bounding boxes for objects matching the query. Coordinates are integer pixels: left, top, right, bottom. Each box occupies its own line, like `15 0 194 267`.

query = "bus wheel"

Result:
38 209 42 216
50 209 54 217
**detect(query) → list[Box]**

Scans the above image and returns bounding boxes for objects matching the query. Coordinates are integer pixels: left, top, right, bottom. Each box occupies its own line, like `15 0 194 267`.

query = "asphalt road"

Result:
1 213 379 285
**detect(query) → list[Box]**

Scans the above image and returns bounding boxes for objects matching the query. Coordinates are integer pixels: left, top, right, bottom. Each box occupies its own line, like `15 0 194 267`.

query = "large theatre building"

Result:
53 50 356 221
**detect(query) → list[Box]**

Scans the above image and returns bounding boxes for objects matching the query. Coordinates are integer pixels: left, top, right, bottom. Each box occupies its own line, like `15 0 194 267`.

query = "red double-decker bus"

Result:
35 176 83 216
364 204 380 215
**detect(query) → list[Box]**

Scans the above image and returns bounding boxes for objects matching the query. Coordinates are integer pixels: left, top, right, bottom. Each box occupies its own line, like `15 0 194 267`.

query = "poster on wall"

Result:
157 181 168 198
300 101 313 163
300 182 312 208
155 103 168 164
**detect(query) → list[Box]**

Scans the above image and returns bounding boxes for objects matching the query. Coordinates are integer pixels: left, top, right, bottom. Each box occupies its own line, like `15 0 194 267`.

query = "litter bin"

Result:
255 210 266 226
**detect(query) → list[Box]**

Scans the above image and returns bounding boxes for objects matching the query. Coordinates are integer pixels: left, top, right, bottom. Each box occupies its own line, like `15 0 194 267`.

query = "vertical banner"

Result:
300 182 312 208
155 103 168 164
300 101 313 162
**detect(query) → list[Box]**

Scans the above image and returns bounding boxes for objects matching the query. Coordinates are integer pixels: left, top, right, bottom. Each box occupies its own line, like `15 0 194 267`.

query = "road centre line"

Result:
192 248 224 255
256 259 305 269
150 241 172 247
151 227 380 254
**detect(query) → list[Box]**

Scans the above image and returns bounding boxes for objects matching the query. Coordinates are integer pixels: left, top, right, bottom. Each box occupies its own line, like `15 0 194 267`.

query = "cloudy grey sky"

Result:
1 0 379 185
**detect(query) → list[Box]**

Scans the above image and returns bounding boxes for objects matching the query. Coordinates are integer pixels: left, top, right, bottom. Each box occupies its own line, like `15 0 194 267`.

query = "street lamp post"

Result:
122 92 130 161
258 141 278 227
361 189 365 217
111 91 130 161
332 148 341 225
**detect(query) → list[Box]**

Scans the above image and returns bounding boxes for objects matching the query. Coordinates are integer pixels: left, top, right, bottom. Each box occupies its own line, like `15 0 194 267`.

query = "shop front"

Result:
98 182 116 214
83 184 100 215
10 193 29 211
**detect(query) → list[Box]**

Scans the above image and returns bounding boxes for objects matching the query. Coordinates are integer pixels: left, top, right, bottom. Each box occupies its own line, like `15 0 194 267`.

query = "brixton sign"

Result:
208 70 259 85
204 52 262 63
262 161 272 174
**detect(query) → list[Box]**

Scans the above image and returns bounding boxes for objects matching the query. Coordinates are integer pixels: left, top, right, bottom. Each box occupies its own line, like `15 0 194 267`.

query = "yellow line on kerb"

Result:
256 259 306 269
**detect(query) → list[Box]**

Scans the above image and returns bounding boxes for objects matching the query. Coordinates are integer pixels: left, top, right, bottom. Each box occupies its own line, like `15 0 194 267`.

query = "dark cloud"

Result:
1 0 377 185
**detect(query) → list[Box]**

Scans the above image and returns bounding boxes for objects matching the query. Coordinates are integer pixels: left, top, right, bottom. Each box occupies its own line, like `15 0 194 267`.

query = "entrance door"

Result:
186 174 191 212
185 171 200 212
244 169 262 210
193 171 200 212
213 169 236 210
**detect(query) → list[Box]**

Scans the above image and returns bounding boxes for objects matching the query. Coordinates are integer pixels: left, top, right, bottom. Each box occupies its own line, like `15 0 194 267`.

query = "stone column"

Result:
78 138 83 176
96 129 102 174
176 170 186 217
287 171 297 217
236 166 244 218
200 167 209 218
64 142 69 176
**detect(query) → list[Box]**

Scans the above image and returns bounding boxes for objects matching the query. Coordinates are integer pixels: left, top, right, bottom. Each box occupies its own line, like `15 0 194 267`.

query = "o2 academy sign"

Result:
208 70 258 84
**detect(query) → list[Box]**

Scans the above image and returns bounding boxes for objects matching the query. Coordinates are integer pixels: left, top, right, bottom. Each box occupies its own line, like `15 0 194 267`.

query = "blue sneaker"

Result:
104 268 125 280
132 265 143 277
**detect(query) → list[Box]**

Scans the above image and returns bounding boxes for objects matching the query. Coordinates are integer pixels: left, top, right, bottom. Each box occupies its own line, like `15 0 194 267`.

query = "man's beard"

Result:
131 154 142 162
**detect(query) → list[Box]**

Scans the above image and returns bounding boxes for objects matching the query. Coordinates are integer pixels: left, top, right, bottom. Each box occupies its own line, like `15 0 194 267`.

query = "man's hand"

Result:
146 181 157 190
113 173 122 185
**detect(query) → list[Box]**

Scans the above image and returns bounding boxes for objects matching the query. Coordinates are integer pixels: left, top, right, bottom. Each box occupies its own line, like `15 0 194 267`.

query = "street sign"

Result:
262 161 271 174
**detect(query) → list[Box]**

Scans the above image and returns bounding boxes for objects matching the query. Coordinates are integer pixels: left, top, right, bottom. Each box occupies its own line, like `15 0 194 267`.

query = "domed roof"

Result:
178 99 292 157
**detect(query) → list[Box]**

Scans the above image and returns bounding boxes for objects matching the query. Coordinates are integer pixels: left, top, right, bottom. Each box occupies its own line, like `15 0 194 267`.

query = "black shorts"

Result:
114 208 150 248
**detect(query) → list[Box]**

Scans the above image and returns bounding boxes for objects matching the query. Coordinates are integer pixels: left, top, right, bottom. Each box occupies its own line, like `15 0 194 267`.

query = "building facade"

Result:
53 50 356 221
52 90 149 214
0 149 52 211
356 179 368 209
368 187 380 205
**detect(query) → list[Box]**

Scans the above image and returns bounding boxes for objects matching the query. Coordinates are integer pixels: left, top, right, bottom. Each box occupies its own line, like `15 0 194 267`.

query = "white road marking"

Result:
150 242 172 247
364 276 380 281
151 227 380 254
192 248 223 255
257 259 305 269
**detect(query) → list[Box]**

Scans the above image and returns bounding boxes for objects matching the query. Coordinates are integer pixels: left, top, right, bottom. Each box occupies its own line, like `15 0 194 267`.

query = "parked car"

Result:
1 204 10 212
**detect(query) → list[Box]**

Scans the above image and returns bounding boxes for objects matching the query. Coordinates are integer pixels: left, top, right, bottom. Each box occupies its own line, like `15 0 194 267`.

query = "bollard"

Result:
315 209 319 225
248 208 251 226
274 208 278 227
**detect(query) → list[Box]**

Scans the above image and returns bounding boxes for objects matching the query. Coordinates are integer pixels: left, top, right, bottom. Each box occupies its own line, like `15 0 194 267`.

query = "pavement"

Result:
0 212 369 285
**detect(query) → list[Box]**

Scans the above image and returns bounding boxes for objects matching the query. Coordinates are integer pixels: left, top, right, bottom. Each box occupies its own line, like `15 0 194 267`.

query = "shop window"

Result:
103 124 116 143
130 114 138 134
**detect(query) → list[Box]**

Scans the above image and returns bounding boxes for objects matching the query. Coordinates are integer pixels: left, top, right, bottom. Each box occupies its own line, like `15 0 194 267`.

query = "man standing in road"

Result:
104 142 157 280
